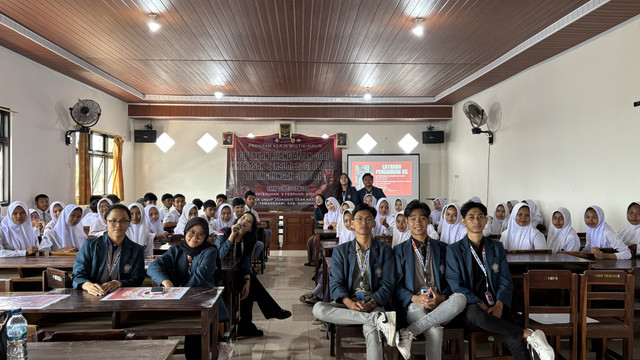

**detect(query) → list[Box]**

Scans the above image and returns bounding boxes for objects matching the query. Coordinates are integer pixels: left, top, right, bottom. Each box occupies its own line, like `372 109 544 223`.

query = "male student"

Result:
215 194 228 208
159 193 174 220
357 173 386 204
244 190 260 222
200 199 217 234
445 201 554 360
143 192 157 206
34 193 51 223
394 200 466 360
163 193 185 229
313 203 398 360
232 198 246 220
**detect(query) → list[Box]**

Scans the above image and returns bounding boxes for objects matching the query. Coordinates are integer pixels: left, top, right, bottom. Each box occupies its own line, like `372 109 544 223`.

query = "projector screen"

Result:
347 154 420 204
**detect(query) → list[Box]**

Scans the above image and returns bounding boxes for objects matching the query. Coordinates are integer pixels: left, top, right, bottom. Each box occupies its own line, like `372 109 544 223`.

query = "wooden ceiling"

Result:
1 0 639 116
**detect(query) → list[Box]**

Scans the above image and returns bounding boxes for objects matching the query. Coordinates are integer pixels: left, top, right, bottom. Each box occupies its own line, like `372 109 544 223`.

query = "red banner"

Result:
226 134 342 210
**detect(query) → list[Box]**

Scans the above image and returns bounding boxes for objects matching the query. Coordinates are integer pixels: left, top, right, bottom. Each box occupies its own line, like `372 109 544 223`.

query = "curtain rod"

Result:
0 106 18 114
77 126 126 140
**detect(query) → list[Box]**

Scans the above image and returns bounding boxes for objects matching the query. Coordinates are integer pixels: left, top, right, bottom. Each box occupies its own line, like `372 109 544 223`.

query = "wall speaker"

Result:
422 131 444 144
134 129 157 143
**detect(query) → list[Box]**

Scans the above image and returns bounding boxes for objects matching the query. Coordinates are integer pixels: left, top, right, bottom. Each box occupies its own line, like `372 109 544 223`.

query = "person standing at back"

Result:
357 173 386 205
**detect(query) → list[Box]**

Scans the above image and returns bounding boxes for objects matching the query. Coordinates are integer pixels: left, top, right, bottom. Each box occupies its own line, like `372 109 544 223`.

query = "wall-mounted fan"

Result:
65 99 101 145
463 101 494 145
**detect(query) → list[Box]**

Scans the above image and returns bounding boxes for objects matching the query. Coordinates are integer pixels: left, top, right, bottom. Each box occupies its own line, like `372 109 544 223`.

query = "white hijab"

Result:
501 203 542 250
522 199 544 227
45 201 65 230
1 202 38 250
547 207 579 253
324 197 341 228
338 209 355 245
43 204 86 250
214 203 234 230
489 203 509 235
362 194 377 207
585 205 615 248
468 196 482 204
392 199 406 216
336 201 356 235
173 203 196 235
439 204 467 244
374 198 393 226
145 204 164 234
125 203 148 241
90 198 113 234
430 197 446 226
618 202 640 246
391 214 411 248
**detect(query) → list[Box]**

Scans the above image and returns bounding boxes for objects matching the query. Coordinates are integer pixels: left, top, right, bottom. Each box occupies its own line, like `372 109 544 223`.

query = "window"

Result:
0 108 10 204
75 132 114 198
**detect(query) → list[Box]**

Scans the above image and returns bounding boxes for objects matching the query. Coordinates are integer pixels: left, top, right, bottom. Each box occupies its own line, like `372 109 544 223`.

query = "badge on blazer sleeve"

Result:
491 263 499 273
375 267 383 278
123 264 132 274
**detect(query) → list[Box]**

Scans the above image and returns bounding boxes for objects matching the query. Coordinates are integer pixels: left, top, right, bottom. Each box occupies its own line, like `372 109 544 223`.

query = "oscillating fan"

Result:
65 99 101 145
462 101 494 144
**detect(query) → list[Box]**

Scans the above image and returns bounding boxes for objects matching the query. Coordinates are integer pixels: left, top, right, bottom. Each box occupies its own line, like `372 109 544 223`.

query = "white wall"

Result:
0 46 133 210
132 120 448 202
446 15 640 231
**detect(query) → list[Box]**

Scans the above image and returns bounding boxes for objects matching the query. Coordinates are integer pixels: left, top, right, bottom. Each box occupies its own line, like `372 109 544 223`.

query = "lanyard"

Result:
356 248 370 289
410 238 430 285
106 245 121 280
470 244 490 292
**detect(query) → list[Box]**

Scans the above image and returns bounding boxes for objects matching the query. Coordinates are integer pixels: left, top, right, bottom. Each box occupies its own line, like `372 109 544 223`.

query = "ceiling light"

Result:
147 13 161 32
357 133 377 153
412 18 425 37
197 133 217 153
247 133 255 138
363 87 372 101
398 133 419 153
155 132 174 153
321 134 329 139
214 86 224 99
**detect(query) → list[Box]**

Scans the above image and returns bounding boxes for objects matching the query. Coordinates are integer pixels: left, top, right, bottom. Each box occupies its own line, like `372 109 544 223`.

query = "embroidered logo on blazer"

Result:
439 264 445 275
491 263 499 273
123 264 132 274
375 267 383 278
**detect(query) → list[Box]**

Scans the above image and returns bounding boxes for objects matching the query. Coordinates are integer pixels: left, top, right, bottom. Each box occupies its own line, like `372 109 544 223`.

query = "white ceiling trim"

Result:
141 95 437 104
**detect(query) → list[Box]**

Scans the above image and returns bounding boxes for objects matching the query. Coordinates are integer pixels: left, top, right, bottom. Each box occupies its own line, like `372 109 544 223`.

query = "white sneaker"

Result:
526 329 554 360
396 328 414 360
375 311 397 347
217 342 234 360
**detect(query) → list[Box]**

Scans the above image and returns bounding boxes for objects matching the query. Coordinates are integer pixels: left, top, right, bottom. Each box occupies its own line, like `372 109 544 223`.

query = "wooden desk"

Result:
29 339 179 360
506 253 592 275
220 257 240 340
590 258 638 271
314 229 337 283
7 288 222 360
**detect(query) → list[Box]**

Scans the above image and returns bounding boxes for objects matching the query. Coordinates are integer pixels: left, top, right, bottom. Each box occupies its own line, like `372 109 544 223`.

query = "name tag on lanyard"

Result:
470 245 495 306
411 238 430 287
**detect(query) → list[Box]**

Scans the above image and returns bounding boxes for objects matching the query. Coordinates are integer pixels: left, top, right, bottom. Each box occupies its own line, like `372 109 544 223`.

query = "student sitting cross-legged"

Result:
394 200 466 360
312 203 398 360
445 201 554 360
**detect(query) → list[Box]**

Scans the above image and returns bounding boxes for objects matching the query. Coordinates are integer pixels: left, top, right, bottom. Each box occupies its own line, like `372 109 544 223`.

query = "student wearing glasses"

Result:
72 204 145 296
313 203 398 360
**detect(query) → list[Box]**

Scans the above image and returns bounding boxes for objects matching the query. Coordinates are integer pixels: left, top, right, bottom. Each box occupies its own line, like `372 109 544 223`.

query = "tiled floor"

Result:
178 249 640 359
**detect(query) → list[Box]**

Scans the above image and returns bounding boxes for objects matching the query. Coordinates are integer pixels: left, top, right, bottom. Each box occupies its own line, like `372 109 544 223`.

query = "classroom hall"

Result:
1 1 640 359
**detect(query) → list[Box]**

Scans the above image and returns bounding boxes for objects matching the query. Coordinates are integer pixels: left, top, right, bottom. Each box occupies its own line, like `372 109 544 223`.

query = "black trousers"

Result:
463 304 530 360
239 274 281 325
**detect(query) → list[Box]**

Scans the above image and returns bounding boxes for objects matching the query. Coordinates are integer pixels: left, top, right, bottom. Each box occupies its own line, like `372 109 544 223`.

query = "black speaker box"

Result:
422 131 445 144
134 129 157 143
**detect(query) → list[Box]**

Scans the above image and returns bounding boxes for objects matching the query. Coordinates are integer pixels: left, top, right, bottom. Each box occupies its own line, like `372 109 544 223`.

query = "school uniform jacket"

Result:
445 235 513 308
147 244 218 287
394 237 452 312
72 234 146 289
329 238 395 308
334 186 360 205
357 187 386 204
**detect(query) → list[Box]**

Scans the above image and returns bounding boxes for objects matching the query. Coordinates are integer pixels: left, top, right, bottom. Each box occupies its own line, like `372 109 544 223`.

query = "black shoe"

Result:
304 262 314 267
267 309 292 320
237 323 264 337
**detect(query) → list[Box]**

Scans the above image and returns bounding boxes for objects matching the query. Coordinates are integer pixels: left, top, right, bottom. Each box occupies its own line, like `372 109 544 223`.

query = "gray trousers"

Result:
313 302 386 360
406 293 466 360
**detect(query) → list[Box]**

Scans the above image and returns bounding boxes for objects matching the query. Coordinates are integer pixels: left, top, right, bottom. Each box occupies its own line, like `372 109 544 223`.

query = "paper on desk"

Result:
101 287 189 301
528 313 598 324
0 294 70 310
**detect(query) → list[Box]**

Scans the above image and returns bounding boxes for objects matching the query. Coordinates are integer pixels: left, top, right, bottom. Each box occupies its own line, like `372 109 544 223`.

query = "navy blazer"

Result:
394 238 452 310
72 234 145 289
329 238 395 307
334 186 360 205
147 244 218 287
445 236 513 308
357 186 386 204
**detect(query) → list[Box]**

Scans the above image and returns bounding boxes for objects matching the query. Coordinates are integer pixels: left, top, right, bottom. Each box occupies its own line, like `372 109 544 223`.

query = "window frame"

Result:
76 131 114 199
0 108 10 206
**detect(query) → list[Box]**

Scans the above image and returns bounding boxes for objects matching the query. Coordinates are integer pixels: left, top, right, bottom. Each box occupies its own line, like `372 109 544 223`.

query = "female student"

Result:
391 213 410 247
500 203 546 250
439 203 467 244
430 197 445 228
126 203 155 258
484 203 509 236
521 199 544 228
147 217 224 360
546 207 580 253
214 203 234 232
43 201 65 233
323 197 341 230
393 198 406 216
216 212 291 336
40 204 85 252
337 208 355 245
0 201 39 257
373 197 393 236
362 194 376 207
312 194 328 228
506 200 519 213
583 206 631 259
617 201 640 247
335 201 355 236
173 203 198 235
30 208 44 237
144 205 167 241
88 198 113 236
333 173 359 205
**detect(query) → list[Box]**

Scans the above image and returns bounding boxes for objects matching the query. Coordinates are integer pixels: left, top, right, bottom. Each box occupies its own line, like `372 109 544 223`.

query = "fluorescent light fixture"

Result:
247 133 255 138
357 133 377 153
363 87 372 101
214 91 224 99
412 18 425 37
155 132 175 153
197 132 218 153
321 133 329 139
398 133 419 153
147 14 161 32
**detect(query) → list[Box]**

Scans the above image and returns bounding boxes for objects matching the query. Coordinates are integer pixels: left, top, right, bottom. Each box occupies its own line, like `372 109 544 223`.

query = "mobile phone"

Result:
151 286 164 293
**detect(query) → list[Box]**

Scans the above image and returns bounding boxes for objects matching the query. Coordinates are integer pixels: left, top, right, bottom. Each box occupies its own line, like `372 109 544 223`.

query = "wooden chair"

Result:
580 270 634 360
43 329 135 342
333 324 397 360
41 268 72 291
410 327 465 360
523 270 578 360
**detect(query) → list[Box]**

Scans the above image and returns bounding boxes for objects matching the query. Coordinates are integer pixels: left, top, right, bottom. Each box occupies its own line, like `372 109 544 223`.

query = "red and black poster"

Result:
226 134 342 211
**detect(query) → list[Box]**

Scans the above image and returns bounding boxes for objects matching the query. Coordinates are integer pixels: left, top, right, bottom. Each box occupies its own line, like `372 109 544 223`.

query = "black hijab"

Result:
177 217 212 257
316 194 328 215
